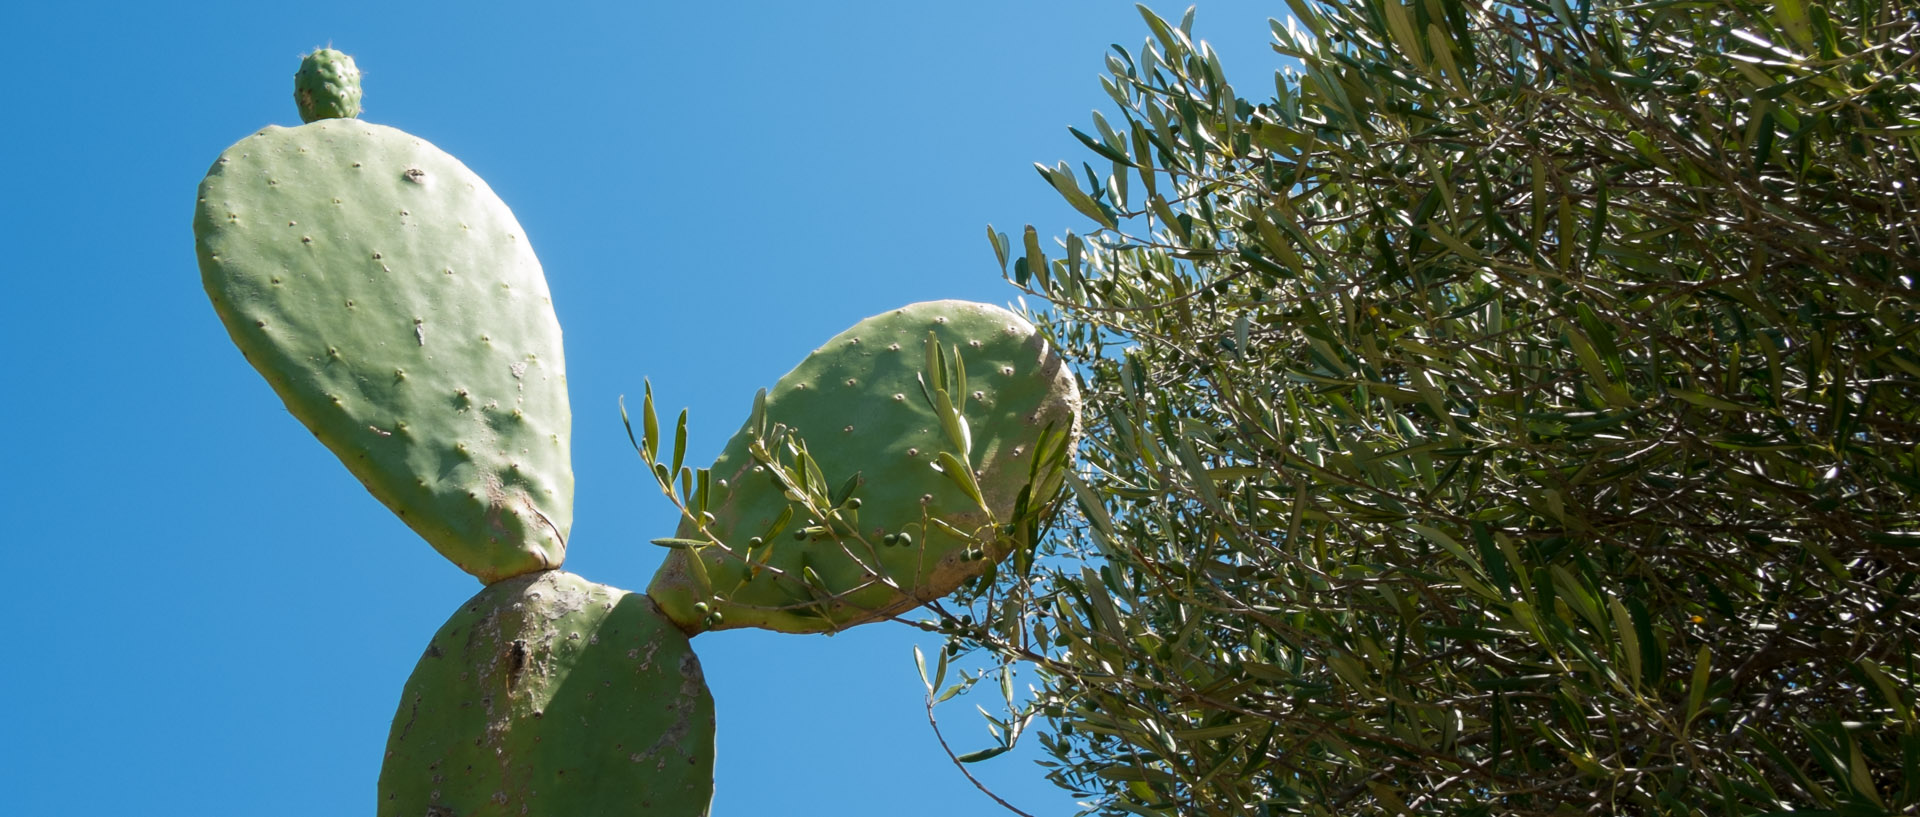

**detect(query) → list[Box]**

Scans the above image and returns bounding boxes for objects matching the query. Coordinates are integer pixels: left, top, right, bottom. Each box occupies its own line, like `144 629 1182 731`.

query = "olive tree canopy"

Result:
923 1 1920 814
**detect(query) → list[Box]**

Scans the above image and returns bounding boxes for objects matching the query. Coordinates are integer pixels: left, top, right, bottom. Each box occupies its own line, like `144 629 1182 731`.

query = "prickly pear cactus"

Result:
379 570 715 817
197 49 1087 817
195 70 570 583
647 300 1080 634
293 48 361 123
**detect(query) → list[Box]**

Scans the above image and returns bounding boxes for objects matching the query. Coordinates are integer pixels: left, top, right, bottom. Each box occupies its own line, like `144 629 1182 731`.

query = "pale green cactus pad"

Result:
647 300 1080 634
195 118 571 583
379 570 715 816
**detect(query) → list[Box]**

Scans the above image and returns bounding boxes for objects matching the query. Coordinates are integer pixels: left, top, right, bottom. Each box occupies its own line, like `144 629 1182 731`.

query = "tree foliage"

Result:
928 1 1920 814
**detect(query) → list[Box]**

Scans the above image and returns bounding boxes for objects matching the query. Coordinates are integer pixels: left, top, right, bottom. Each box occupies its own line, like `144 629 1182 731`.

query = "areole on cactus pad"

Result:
194 52 572 584
646 300 1081 634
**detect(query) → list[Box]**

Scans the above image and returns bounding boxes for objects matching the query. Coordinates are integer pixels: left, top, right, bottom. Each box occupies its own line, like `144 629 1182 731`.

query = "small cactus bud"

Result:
293 48 363 123
845 498 862 509
748 536 765 547
896 532 913 546
883 533 899 546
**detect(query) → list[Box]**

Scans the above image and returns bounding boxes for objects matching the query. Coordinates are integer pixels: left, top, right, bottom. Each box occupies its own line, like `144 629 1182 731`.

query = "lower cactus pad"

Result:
379 570 714 816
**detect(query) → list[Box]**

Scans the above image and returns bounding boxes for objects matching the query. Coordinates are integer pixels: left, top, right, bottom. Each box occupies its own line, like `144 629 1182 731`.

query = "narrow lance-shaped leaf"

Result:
671 408 688 478
642 380 660 464
987 226 1010 271
935 451 988 512
1023 225 1049 290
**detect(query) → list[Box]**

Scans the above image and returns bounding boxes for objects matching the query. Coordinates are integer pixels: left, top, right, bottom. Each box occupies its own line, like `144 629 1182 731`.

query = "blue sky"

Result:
1 2 1283 814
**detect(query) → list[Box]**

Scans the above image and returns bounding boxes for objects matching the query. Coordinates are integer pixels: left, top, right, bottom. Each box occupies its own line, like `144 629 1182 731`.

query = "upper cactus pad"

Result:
293 48 362 123
195 118 571 583
380 570 715 816
647 301 1080 633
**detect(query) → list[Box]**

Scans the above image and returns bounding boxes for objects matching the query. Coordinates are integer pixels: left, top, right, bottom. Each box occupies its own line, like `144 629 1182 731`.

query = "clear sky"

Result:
1 2 1283 814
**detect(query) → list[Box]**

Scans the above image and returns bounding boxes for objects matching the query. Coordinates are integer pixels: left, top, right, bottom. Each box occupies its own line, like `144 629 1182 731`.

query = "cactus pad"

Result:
379 570 715 816
648 300 1079 633
293 48 362 123
195 118 571 583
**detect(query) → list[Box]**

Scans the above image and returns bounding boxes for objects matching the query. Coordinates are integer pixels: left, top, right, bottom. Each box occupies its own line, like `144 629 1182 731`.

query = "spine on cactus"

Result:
195 49 573 583
642 300 1081 634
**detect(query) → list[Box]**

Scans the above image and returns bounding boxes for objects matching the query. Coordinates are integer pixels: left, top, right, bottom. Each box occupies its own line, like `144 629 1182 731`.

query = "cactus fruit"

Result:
379 570 715 816
293 48 362 123
647 300 1080 634
194 106 571 583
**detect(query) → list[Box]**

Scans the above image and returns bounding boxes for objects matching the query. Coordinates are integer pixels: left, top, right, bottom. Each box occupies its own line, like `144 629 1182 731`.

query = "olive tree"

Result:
920 1 1920 814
